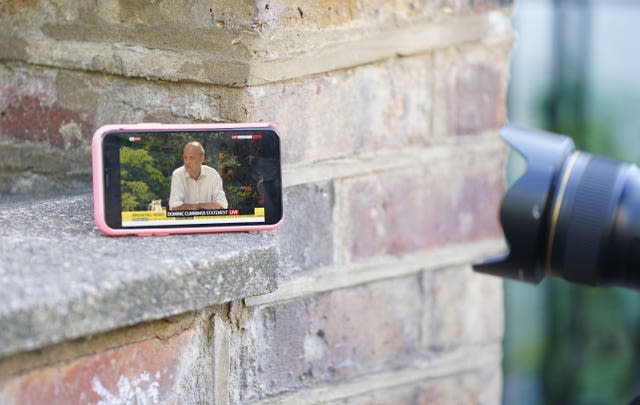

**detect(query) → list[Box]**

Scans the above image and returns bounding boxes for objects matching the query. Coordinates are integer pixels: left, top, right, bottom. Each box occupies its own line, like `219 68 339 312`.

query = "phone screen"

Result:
100 128 282 230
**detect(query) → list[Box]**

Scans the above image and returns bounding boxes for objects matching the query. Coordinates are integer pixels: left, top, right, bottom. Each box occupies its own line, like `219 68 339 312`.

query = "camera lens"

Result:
473 125 640 288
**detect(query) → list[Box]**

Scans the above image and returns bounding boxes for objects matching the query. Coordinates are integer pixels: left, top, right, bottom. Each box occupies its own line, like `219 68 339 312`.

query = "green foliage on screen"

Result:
120 148 168 211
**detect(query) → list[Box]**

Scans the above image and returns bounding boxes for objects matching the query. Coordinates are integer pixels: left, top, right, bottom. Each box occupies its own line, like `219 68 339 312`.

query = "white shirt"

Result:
169 165 228 209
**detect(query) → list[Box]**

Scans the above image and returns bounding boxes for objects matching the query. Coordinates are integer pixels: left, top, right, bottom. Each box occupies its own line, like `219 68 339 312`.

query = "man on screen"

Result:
169 141 228 210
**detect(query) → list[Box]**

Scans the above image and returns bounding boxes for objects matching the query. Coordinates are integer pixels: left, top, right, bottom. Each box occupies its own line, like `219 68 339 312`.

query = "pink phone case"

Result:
92 122 283 236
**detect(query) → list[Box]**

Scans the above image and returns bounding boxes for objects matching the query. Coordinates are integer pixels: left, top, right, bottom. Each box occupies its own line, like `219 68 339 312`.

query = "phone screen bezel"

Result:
100 127 283 231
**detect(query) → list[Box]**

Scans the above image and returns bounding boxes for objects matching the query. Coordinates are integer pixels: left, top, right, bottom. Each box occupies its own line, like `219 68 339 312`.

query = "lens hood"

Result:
475 125 640 288
474 125 575 283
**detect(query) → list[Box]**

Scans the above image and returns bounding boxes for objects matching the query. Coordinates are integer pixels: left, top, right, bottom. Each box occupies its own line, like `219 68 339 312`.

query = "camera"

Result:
473 125 640 288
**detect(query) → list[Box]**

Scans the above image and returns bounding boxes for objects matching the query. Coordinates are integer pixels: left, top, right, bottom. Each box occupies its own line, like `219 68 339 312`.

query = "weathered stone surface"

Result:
0 142 90 197
0 64 239 196
0 194 279 357
0 64 229 146
0 65 93 149
0 45 509 193
0 1 513 85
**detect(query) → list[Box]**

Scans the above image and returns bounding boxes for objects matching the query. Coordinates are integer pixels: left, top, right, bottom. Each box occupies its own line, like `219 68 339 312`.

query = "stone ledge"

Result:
0 194 278 358
2 11 513 86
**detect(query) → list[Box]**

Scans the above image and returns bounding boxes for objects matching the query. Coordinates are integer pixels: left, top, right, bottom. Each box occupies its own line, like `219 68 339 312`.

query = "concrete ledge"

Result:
0 194 278 357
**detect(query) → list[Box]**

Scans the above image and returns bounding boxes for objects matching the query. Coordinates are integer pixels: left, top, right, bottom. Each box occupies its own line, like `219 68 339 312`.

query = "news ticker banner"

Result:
121 208 265 227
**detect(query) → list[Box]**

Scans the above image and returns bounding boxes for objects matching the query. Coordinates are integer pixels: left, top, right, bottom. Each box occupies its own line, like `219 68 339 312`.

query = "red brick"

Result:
415 367 502 405
421 172 504 248
236 276 422 400
448 64 506 135
326 384 418 405
346 176 386 259
470 0 514 13
424 267 504 349
325 364 502 404
0 330 201 405
380 172 430 255
344 155 504 260
432 46 510 138
247 55 432 165
307 277 422 379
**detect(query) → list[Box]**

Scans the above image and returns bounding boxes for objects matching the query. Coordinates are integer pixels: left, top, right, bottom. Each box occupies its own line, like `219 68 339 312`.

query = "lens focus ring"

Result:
561 155 621 284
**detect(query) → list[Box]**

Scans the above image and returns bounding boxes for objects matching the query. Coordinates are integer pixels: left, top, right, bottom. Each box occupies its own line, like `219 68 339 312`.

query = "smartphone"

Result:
92 123 283 236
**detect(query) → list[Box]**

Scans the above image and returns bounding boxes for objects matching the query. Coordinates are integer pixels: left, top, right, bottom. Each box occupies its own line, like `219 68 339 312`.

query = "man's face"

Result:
183 144 205 177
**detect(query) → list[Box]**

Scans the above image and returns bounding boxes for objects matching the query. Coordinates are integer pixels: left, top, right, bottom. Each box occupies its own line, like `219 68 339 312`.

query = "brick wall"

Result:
0 1 512 404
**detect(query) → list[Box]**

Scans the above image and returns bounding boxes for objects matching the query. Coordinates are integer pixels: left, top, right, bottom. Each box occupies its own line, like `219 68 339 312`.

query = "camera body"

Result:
474 125 640 289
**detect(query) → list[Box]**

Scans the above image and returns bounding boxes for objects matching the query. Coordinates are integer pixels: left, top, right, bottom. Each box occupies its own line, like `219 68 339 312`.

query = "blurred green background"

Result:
504 0 640 404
